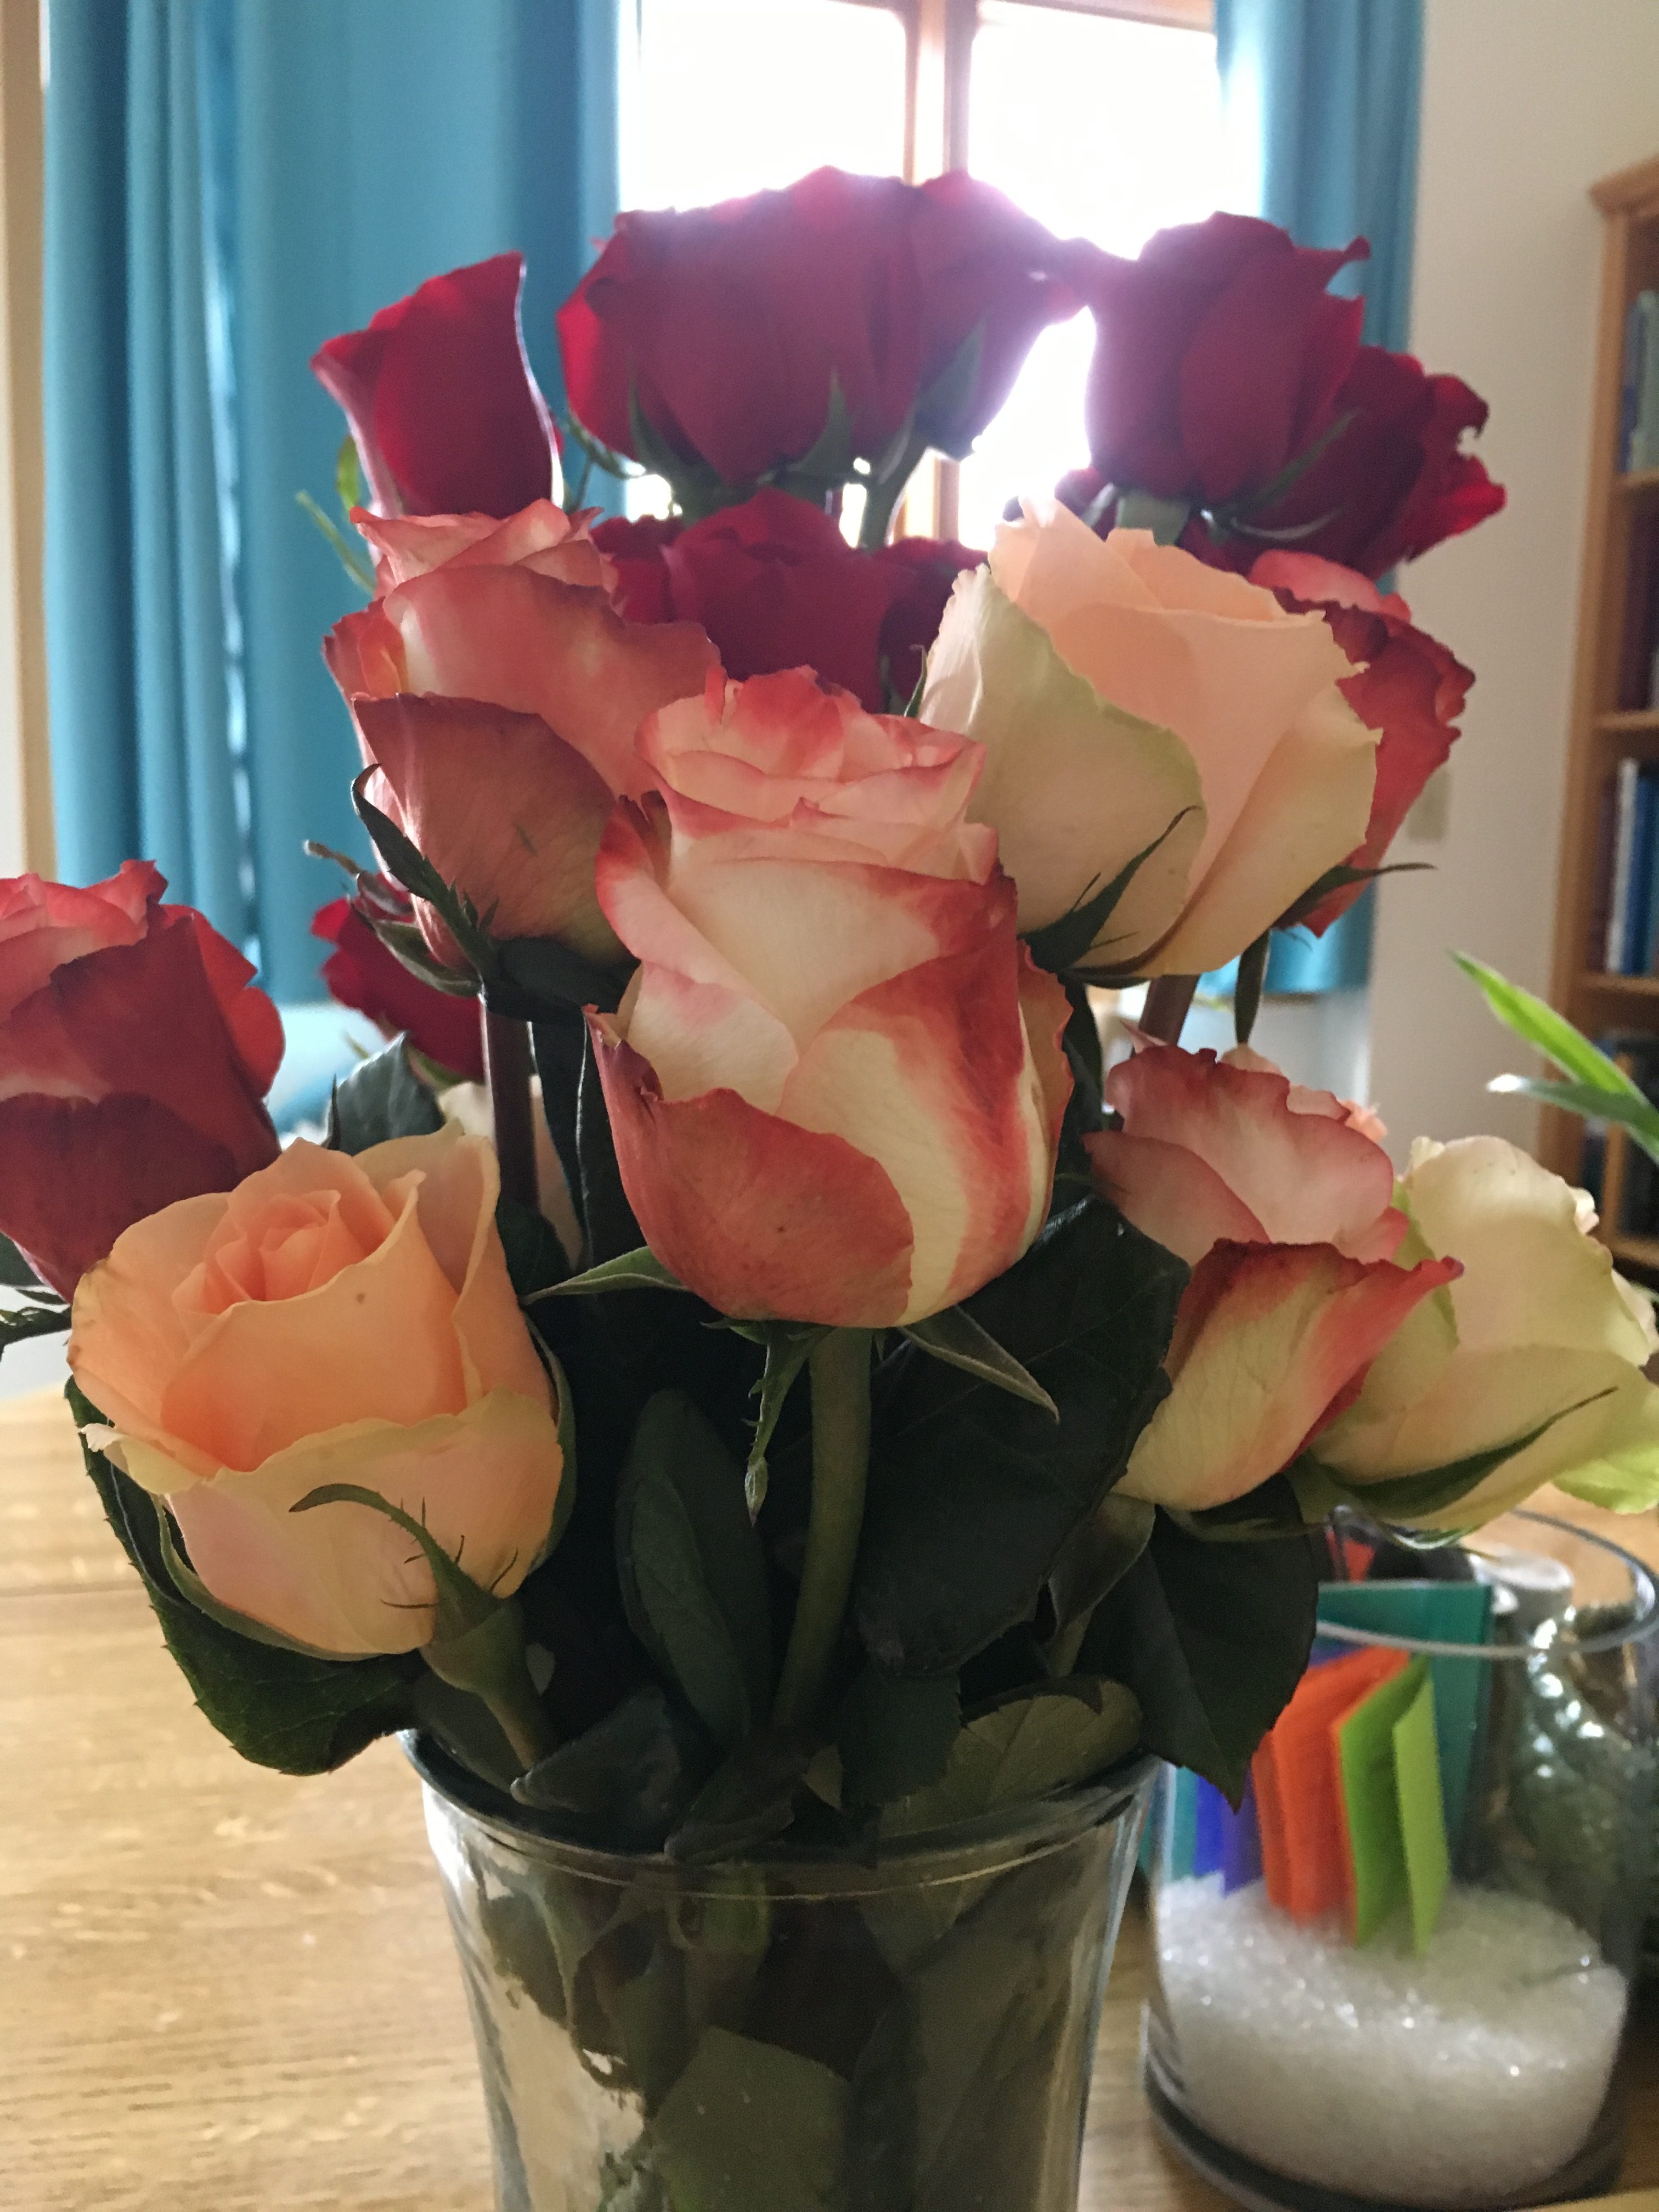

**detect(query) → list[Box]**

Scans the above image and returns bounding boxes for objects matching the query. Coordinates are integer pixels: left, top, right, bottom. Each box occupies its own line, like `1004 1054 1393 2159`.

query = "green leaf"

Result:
1487 1076 1659 1167
488 934 631 1023
0 1296 70 1360
531 1245 687 1301
776 374 856 491
1114 489 1193 543
1043 1492 1155 1674
900 1308 1058 1419
0 1233 43 1289
664 1725 817 1863
881 1677 1140 1837
335 432 364 517
351 767 498 979
512 1685 716 1849
296 490 374 595
1289 1395 1611 1532
912 324 985 461
837 1663 961 1812
745 1321 828 1516
1233 930 1269 1048
616 1392 771 1751
1274 860 1427 934
70 1381 415 1773
495 1192 572 1302
646 2027 851 2212
325 1036 444 1154
1077 1510 1317 1799
1023 809 1198 978
1454 950 1647 1098
856 1200 1185 1677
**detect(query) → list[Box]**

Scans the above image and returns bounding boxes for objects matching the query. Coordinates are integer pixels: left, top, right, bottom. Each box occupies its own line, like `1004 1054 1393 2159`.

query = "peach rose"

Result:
592 670 1070 1326
921 501 1378 975
68 1130 562 1656
1086 1044 1456 1510
325 501 718 968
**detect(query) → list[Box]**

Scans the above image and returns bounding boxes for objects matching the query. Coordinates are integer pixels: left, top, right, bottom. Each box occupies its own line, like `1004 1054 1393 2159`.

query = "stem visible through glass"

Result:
772 1328 873 1728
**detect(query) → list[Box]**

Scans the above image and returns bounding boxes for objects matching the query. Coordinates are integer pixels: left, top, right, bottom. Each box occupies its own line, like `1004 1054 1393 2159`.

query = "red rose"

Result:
1195 348 1505 579
1077 214 1368 507
594 494 981 712
0 864 282 1296
1252 552 1474 932
557 168 1076 493
312 255 558 519
312 885 485 1082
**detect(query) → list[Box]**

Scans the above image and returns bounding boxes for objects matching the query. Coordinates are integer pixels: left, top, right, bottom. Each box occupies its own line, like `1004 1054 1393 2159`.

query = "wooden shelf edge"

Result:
1609 1231 1659 1268
1577 970 1659 997
1598 710 1659 731
1619 467 1659 495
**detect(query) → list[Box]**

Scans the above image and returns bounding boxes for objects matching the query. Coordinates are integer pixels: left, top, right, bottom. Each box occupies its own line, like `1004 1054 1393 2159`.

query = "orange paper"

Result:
1254 1646 1408 1920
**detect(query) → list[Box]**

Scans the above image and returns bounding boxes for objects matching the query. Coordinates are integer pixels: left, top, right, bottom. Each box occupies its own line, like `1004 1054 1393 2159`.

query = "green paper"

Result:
1392 1671 1450 1954
1336 1655 1427 1943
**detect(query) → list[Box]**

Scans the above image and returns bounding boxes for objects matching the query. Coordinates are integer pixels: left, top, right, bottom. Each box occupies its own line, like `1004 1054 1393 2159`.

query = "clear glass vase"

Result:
411 1733 1154 2212
1143 1508 1659 2212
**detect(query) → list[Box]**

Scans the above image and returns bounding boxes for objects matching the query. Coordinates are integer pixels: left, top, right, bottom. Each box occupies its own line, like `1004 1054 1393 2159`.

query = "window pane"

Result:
958 3 1224 549
625 0 907 212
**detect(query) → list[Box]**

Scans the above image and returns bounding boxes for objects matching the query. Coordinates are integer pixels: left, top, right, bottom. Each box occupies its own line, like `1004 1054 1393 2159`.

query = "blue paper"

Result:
1190 1776 1228 1877
1221 1775 1263 1893
1316 1580 1492 1856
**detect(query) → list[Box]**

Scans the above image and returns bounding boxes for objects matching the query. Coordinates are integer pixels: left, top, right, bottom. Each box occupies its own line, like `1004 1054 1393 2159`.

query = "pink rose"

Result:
325 504 719 966
69 1130 562 1656
1086 1044 1457 1509
591 670 1071 1325
1250 552 1473 932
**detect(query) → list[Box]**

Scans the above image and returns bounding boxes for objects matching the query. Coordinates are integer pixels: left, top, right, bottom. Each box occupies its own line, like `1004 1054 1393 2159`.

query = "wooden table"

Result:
3 1387 1656 2212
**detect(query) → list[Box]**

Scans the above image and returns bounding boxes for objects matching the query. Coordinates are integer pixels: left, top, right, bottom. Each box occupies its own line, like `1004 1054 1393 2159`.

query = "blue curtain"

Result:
1215 0 1424 997
44 0 619 1002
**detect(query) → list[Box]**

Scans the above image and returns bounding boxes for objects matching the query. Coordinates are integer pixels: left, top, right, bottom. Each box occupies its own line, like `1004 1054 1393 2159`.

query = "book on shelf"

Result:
1617 507 1659 709
1622 290 1659 472
1583 1032 1659 1249
1595 755 1659 974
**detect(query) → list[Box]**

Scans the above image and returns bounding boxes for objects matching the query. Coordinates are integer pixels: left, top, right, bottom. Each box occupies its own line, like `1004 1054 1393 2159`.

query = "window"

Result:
618 0 1220 542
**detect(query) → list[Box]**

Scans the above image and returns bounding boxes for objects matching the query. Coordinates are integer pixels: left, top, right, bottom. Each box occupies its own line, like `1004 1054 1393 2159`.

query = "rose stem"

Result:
1140 973 1197 1045
483 1010 539 1213
481 1664 555 1774
771 1328 874 1729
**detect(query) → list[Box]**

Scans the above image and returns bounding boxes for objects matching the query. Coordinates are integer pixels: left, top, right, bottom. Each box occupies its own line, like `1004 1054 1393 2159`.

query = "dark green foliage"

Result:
324 1035 444 1153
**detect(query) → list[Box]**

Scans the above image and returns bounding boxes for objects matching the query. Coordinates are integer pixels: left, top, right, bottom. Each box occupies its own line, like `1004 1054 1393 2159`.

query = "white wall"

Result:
1368 0 1659 1160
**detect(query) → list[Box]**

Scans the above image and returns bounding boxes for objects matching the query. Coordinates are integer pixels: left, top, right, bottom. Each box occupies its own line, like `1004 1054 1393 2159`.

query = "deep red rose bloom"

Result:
1077 213 1368 507
558 168 1077 489
312 254 558 519
313 886 485 1083
1251 552 1474 932
594 494 981 712
1192 348 1505 579
0 863 283 1296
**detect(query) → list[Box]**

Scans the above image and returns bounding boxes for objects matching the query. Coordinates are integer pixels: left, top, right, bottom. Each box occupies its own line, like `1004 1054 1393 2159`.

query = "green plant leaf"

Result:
912 323 985 461
646 2027 851 2212
1233 930 1269 1048
335 432 364 517
745 1321 828 1515
856 1200 1185 1677
664 1725 817 1864
512 1684 716 1848
0 1233 43 1289
1487 1076 1659 1165
1077 1510 1317 1800
899 1308 1058 1419
1043 1492 1155 1674
616 1391 771 1751
776 374 856 492
351 768 499 979
1114 489 1193 543
1455 949 1649 1098
1274 860 1426 933
837 1663 961 1812
296 490 374 595
531 1246 687 1301
325 1035 445 1154
488 934 631 1022
880 1677 1140 1836
70 1381 416 1772
0 1295 70 1361
1023 810 1198 978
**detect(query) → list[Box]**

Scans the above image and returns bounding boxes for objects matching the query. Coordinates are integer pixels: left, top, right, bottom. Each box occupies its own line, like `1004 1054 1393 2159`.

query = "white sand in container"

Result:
1155 1877 1627 2207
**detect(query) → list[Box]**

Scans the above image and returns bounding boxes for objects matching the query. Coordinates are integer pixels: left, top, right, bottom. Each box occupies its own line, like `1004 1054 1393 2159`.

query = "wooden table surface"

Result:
3 1385 1657 2212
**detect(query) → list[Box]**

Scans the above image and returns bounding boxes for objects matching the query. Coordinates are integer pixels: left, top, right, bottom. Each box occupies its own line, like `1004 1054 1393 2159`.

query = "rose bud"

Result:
921 500 1377 976
594 490 983 713
557 167 1076 489
311 253 558 519
1314 1137 1659 1526
69 1130 563 1655
1250 552 1473 932
0 863 282 1297
591 670 1071 1327
1086 1043 1457 1511
325 504 718 968
312 884 484 1082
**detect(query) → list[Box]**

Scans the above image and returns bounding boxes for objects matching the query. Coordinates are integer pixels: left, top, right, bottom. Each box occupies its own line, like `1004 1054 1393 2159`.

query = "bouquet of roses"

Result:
4 169 1655 2210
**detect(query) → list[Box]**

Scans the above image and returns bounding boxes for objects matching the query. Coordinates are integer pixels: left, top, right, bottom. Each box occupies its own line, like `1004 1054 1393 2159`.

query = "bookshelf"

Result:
1547 154 1659 1274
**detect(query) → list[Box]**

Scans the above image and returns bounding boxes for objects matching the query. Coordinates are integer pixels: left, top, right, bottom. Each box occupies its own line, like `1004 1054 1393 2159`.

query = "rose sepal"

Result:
531 1245 689 1299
